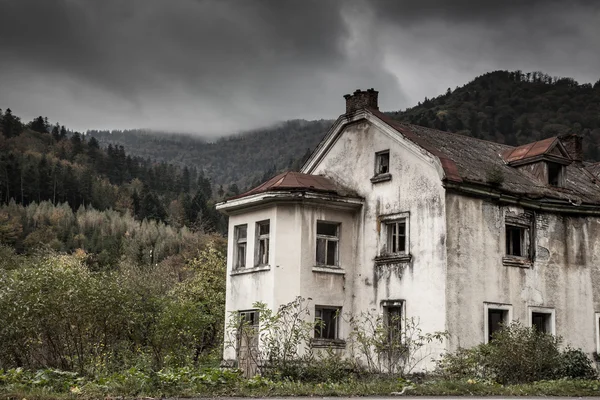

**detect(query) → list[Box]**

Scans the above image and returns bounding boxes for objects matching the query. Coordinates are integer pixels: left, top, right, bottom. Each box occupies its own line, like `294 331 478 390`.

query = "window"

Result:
314 306 341 340
386 220 406 254
255 220 270 266
548 162 564 186
234 224 247 269
316 221 339 267
488 309 508 341
532 313 551 333
239 310 259 328
382 300 404 345
484 303 512 343
529 307 555 335
505 225 527 256
375 150 390 175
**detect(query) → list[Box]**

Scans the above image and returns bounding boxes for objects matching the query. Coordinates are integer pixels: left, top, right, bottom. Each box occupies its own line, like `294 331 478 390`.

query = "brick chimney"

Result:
343 88 379 114
559 133 583 164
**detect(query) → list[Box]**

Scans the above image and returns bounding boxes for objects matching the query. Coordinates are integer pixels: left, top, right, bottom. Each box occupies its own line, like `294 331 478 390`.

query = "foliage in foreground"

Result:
438 322 596 384
0 242 226 374
3 368 600 399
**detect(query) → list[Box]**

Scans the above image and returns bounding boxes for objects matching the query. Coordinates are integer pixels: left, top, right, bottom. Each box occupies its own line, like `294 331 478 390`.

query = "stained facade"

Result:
216 89 600 370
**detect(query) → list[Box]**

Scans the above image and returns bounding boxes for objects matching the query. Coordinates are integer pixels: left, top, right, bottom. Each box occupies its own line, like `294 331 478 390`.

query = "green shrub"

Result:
438 322 594 384
556 347 596 379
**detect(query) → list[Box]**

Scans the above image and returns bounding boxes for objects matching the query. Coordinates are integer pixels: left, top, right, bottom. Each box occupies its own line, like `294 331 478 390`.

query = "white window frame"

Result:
484 302 513 344
380 212 410 256
528 306 555 335
375 150 390 175
234 224 247 269
316 220 340 267
255 220 270 266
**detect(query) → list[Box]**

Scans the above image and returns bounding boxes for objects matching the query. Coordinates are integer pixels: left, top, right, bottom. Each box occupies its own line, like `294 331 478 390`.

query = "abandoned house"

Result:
216 88 600 371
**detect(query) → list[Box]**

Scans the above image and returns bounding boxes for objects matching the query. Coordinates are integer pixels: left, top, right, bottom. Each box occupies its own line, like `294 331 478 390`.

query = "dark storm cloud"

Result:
0 0 598 134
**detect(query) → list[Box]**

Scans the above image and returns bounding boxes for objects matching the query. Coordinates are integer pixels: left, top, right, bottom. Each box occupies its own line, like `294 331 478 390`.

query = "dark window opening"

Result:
548 163 562 186
488 308 508 342
240 310 259 327
506 225 526 257
315 307 340 340
376 151 390 175
316 221 339 266
384 305 403 344
532 312 552 334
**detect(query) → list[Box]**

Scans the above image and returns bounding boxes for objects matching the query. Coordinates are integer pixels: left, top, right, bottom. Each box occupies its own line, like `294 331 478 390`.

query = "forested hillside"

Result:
88 119 332 190
87 71 600 191
0 109 224 235
389 70 600 159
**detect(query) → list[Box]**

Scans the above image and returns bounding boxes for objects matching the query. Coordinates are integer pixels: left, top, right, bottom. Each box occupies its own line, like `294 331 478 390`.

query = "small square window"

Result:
375 150 390 175
234 224 247 269
529 307 555 335
255 220 270 266
239 310 259 328
316 221 339 267
505 225 529 257
315 306 341 340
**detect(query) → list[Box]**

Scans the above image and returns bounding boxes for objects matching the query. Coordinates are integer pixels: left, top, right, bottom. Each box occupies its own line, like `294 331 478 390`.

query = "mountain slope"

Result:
87 70 600 190
388 70 600 159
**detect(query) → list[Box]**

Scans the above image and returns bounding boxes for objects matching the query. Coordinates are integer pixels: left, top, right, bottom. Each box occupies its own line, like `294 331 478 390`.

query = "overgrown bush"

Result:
0 242 226 374
438 322 596 384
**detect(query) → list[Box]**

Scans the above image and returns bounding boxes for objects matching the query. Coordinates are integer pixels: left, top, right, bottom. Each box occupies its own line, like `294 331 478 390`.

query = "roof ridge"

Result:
374 109 515 149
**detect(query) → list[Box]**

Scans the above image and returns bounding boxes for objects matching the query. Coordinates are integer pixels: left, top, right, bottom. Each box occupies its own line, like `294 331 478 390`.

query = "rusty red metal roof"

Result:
229 171 343 200
501 137 559 163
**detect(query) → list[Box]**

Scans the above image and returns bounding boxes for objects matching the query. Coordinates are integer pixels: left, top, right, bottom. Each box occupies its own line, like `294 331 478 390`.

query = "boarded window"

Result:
255 220 270 266
316 221 339 266
375 150 390 175
315 307 340 340
234 224 247 269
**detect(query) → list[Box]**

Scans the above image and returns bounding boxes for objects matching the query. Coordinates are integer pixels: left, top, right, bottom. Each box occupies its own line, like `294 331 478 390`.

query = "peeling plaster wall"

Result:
222 207 277 361
311 121 449 368
445 193 600 353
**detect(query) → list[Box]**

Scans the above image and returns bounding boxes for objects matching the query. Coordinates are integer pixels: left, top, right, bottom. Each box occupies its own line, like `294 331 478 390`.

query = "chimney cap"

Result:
344 88 379 114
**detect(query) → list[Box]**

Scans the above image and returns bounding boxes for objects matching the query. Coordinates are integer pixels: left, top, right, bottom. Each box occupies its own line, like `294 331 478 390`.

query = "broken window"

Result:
239 310 259 328
548 162 563 187
375 150 390 175
488 308 508 342
531 311 553 334
315 306 341 340
505 224 529 257
383 301 403 345
255 220 270 266
316 221 339 267
234 224 247 269
386 220 407 254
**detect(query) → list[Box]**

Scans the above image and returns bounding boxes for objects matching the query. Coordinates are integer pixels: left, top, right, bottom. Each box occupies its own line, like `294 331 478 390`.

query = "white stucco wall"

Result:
308 119 449 368
445 193 600 354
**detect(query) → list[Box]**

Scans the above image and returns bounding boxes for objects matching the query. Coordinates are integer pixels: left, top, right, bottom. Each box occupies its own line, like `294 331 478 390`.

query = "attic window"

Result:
548 162 564 187
371 150 392 183
375 150 390 175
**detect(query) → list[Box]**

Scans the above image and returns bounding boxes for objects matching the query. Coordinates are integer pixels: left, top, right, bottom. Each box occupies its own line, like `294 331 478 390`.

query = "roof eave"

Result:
216 190 364 215
445 180 600 215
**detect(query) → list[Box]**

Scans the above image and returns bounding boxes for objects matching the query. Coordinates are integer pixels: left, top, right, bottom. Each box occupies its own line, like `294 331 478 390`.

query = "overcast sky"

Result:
0 0 599 136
